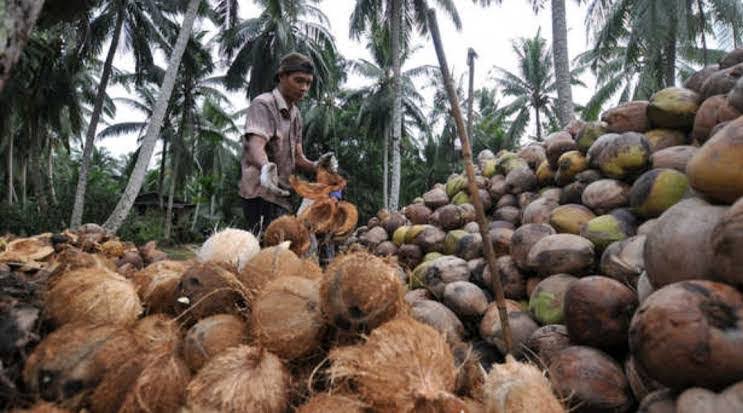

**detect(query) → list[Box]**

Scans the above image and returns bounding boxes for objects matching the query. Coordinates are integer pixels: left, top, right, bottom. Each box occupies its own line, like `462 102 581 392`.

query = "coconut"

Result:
647 87 701 130
686 116 743 203
139 241 168 265
379 211 406 235
518 144 547 169
602 101 650 133
730 76 743 112
463 221 480 233
251 276 324 360
637 219 657 235
582 179 631 214
587 132 651 179
185 345 289 413
563 276 637 351
701 63 743 99
300 199 338 234
24 324 139 404
444 230 483 260
264 215 311 256
495 194 517 209
625 356 664 403
575 168 603 184
600 235 645 285
536 160 557 186
525 325 572 369
483 355 565 413
493 206 521 226
131 314 182 354
509 223 556 271
549 346 633 413
480 301 539 357
374 241 398 257
506 167 537 194
405 288 433 305
545 131 578 168
410 299 466 342
443 281 489 318
446 175 468 198
359 226 388 248
296 393 369 413
692 95 741 143
577 121 609 153
451 191 470 205
522 197 559 225
482 256 526 300
423 187 449 209
496 152 530 176
651 145 698 172
638 389 677 413
131 260 190 315
478 149 496 168
175 262 249 323
320 252 404 331
238 244 320 296
711 197 743 288
566 118 587 137
527 234 594 276
406 225 446 253
644 129 687 152
555 151 588 186
183 314 249 372
528 274 578 325
397 243 423 269
559 182 586 205
197 228 259 273
630 168 689 218
684 65 720 93
580 214 635 251
414 255 470 298
636 272 655 304
720 48 743 68
45 267 142 328
549 204 596 235
10 403 70 413
540 187 562 202
449 340 486 399
404 203 432 225
329 317 462 412
392 226 410 246
458 203 476 223
644 198 727 287
481 158 498 177
629 280 743 390
489 227 514 257
437 205 464 230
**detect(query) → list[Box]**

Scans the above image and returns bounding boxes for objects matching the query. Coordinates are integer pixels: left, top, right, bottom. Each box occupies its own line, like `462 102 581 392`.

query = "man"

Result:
240 52 337 233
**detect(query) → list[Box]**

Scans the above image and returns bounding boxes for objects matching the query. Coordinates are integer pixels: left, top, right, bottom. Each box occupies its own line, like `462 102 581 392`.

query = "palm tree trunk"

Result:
383 126 389 210
103 0 201 233
535 105 543 141
0 0 45 93
163 159 179 240
664 36 677 87
21 155 27 207
70 8 125 229
6 136 13 205
551 0 574 127
210 193 215 218
29 125 48 212
47 143 56 205
389 0 403 211
734 25 740 48
191 192 200 231
158 133 169 208
696 0 708 66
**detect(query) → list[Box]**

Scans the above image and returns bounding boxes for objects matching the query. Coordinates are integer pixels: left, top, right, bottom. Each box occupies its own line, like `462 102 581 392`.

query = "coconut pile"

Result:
345 48 743 412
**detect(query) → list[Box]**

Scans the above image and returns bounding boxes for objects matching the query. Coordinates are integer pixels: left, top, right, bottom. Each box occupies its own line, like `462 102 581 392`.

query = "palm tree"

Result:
0 0 46 93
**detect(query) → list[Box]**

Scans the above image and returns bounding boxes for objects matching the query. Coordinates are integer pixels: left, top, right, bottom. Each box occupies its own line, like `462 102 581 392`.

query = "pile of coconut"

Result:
346 48 743 412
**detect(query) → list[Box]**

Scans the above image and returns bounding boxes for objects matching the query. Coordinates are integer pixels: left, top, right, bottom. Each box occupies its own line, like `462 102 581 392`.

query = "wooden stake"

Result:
427 9 514 355
466 48 477 142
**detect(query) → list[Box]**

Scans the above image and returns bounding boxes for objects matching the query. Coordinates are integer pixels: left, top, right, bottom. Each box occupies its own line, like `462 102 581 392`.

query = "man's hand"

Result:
315 152 338 173
260 163 290 197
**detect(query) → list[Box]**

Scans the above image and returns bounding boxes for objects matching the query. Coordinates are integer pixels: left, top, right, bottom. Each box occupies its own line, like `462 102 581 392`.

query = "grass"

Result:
161 244 199 261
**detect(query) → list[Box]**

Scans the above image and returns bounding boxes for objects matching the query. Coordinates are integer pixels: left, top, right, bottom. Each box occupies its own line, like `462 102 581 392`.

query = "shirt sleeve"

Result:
244 100 275 142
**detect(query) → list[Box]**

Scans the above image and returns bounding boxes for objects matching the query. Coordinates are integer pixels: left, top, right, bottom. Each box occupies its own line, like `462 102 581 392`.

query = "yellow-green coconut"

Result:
647 87 701 130
686 116 743 203
630 168 689 218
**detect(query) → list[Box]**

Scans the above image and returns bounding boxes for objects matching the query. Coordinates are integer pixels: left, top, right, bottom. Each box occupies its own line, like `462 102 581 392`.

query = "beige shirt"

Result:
239 88 303 210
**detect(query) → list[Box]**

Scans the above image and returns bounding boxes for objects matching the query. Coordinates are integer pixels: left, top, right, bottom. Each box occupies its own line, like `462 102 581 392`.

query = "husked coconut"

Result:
131 260 190 315
582 179 631 214
647 87 701 130
197 228 259 272
528 274 578 325
645 129 688 152
174 262 249 323
264 215 311 256
600 235 646 285
480 301 539 357
525 325 572 369
518 144 547 169
711 197 743 288
184 314 248 372
509 223 556 270
186 345 289 413
483 355 565 413
651 145 698 172
381 211 407 235
602 101 650 133
686 116 743 203
296 393 369 413
549 204 596 234
410 299 465 342
527 235 594 276
443 281 489 318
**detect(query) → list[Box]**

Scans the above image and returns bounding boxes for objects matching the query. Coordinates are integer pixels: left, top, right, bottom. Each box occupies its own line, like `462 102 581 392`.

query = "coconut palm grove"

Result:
1 0 743 412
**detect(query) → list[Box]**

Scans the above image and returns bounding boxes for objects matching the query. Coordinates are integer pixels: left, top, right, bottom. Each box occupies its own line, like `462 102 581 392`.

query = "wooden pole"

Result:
466 48 477 143
427 9 514 355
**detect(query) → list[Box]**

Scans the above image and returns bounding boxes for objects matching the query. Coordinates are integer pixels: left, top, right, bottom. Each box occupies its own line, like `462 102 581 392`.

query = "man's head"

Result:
276 52 314 105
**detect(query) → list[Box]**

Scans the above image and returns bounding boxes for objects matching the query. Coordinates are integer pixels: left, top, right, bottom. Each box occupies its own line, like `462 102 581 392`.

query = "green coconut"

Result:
393 226 411 247
630 168 689 218
444 230 472 256
446 175 468 198
451 191 471 205
482 159 498 178
536 160 556 186
549 204 596 235
647 87 701 130
496 152 530 175
645 129 688 152
577 121 609 153
686 116 743 203
601 101 650 134
555 150 588 186
587 132 651 179
528 274 579 325
580 214 635 251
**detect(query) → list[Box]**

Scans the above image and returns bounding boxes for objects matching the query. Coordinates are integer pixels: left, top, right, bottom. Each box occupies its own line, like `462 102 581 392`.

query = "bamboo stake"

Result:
426 9 514 355
466 48 477 142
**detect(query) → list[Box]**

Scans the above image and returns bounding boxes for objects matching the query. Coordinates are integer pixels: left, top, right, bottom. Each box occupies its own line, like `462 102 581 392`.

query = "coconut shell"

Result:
527 234 594 276
45 267 142 328
686 116 743 203
414 255 470 298
0 236 54 264
480 301 539 357
684 65 719 93
264 215 311 256
300 198 338 235
580 214 635 251
629 280 743 390
545 131 578 168
645 128 688 152
602 101 650 133
630 168 689 218
183 314 248 372
197 228 259 273
404 203 432 225
482 256 526 300
651 145 698 172
600 235 646 285
528 274 578 325
587 131 651 179
186 345 289 413
638 389 677 413
536 160 557 186
582 179 631 214
644 198 727 287
329 317 461 412
701 63 743 99
423 187 449 209
483 355 566 413
555 150 588 186
525 325 572 369
506 167 537 194
320 252 404 331
711 197 743 288
549 346 633 413
522 197 559 225
510 223 556 271
296 393 369 413
549 204 596 234
174 262 249 323
410 299 465 342
647 87 701 130
518 144 547 169
398 243 423 269
131 260 190 315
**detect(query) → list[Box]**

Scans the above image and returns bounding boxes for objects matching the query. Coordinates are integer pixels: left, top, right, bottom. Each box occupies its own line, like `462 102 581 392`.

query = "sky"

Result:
101 0 596 159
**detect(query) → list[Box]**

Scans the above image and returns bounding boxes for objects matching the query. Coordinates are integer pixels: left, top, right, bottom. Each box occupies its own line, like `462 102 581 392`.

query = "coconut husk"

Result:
482 256 526 300
525 324 572 369
398 243 423 269
183 314 248 372
701 63 743 99
480 301 539 358
45 267 142 328
625 356 664 403
99 240 126 259
600 235 645 285
320 252 404 332
409 299 465 342
549 204 596 235
587 131 651 180
692 95 740 143
422 187 449 209
443 281 488 318
405 288 433 305
10 403 70 413
295 393 369 413
413 255 470 298
495 152 529 176
185 345 290 413
506 167 537 194
729 76 743 112
582 179 631 215
630 168 689 218
602 101 650 133
489 227 514 256
711 197 743 288
540 187 562 202
45 248 116 287
381 211 407 234
437 205 464 231
237 244 310 296
545 132 577 168
559 182 586 205
522 197 559 225
576 121 609 153
645 129 688 152
197 228 259 273
449 339 486 399
483 355 565 413
174 262 249 323
509 223 556 271
264 215 311 256
289 171 345 201
648 87 701 130
408 225 446 253
374 241 398 257
686 116 743 203
489 175 508 199
527 233 594 277
444 230 482 260
684 65 719 93
131 314 182 354
251 276 324 360
131 260 190 315
536 160 557 186
139 241 168 265
650 145 698 172
329 316 463 412
404 203 433 225
580 214 635 251
638 389 677 413
359 226 388 248
518 144 547 170
117 250 144 270
566 118 586 138
299 198 338 235
0 236 54 264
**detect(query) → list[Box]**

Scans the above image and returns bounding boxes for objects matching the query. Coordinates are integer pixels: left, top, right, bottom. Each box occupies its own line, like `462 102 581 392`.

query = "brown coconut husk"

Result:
131 314 182 354
45 248 116 287
300 198 338 234
174 262 250 323
45 267 142 328
711 197 743 288
264 215 311 256
0 236 54 264
449 339 486 399
23 323 140 406
686 115 743 203
483 355 565 413
295 393 369 413
290 176 341 201
320 252 405 332
99 240 126 259
332 201 359 238
185 345 290 413
251 276 325 360
10 402 70 413
650 145 698 172
237 244 315 297
183 313 248 372
131 259 191 315
138 241 168 265
329 316 463 412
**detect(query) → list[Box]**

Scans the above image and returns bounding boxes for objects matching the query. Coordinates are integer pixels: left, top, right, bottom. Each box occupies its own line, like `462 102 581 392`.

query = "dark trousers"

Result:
242 197 288 236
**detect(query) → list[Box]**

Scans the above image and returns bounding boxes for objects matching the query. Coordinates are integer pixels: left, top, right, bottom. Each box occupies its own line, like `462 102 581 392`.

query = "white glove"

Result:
315 152 338 173
260 163 290 197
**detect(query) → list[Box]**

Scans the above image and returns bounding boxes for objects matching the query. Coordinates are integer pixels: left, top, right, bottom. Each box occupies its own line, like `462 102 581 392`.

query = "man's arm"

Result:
294 140 317 173
243 134 270 169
